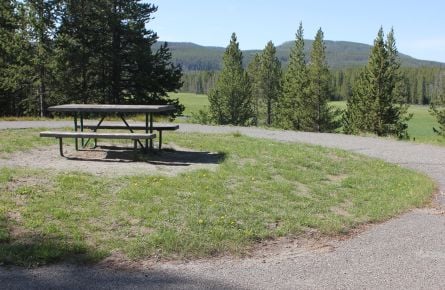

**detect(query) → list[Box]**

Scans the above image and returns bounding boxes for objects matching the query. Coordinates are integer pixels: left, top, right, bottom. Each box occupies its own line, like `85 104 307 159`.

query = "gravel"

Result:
1 121 445 289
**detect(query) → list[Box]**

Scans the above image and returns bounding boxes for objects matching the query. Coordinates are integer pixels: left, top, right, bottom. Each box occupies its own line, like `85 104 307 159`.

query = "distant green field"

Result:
169 92 210 116
330 101 444 145
172 92 444 145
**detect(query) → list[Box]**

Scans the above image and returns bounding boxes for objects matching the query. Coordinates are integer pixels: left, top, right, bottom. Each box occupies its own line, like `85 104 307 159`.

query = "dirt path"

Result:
1 121 445 289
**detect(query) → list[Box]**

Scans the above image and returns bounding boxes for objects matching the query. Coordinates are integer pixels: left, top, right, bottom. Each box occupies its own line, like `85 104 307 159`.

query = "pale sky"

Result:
149 0 445 63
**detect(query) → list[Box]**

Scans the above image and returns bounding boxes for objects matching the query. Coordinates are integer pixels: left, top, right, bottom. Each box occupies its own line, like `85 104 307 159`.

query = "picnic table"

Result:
40 104 178 156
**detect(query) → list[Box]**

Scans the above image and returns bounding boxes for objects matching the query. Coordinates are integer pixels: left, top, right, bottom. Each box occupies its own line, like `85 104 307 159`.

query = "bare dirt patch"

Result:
0 143 223 177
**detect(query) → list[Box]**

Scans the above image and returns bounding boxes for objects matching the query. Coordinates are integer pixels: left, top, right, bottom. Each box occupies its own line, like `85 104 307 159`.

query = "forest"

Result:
181 67 445 106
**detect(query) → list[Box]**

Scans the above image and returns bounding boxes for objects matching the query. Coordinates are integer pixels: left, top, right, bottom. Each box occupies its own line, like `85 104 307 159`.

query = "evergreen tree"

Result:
344 28 411 137
258 41 281 126
23 0 58 116
54 0 109 104
54 1 183 116
0 0 20 115
430 73 445 137
247 53 261 125
208 33 253 125
275 22 308 130
0 0 33 116
306 28 338 132
430 92 445 136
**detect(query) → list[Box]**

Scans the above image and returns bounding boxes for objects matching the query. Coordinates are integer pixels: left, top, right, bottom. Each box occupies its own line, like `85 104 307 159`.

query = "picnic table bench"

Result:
40 131 156 157
77 123 179 149
40 104 178 156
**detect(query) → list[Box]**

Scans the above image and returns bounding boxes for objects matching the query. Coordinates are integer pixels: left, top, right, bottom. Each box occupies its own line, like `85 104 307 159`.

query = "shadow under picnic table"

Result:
64 146 226 167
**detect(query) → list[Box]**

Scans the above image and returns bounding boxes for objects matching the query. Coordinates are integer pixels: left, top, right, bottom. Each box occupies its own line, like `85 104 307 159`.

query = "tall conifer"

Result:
247 53 261 125
54 0 183 115
23 0 58 116
275 22 308 130
259 41 281 126
209 33 253 125
307 28 338 132
0 0 33 116
344 27 411 137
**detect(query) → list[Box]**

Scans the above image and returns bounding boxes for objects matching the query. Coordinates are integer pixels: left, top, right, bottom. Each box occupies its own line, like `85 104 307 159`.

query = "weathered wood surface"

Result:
40 131 156 140
47 104 176 113
77 123 179 131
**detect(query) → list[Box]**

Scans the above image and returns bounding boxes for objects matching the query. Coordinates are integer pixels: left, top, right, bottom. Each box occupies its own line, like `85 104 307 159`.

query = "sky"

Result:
148 0 445 63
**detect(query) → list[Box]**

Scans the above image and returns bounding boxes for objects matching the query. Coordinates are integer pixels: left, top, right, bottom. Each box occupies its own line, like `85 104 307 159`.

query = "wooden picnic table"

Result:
47 104 176 151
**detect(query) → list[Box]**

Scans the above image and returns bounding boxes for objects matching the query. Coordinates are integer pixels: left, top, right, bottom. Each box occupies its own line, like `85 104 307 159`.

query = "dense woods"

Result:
181 67 445 106
0 0 183 117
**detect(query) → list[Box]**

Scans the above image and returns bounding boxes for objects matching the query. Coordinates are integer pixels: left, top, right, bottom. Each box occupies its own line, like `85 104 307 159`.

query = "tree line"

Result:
205 24 445 137
182 65 445 106
0 0 183 117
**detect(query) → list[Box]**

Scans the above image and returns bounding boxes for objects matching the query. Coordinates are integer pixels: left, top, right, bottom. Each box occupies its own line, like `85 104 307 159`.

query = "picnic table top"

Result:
47 104 176 113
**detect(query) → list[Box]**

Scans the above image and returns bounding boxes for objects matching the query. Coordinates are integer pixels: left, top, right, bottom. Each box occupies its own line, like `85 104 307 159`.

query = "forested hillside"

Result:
157 40 445 71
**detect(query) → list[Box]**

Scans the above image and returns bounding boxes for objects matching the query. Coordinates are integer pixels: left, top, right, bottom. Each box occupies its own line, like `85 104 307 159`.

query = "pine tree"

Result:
208 33 253 125
431 103 445 137
0 0 20 115
247 53 261 125
430 90 445 136
23 0 58 116
275 22 308 130
306 28 338 132
344 27 411 137
0 0 34 116
54 0 183 116
54 0 109 104
258 41 281 126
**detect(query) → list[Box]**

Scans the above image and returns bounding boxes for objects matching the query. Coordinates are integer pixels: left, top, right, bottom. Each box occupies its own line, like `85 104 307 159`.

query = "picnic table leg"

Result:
74 113 78 151
82 115 105 148
58 138 64 157
80 113 84 147
145 113 149 151
119 114 144 148
149 113 153 150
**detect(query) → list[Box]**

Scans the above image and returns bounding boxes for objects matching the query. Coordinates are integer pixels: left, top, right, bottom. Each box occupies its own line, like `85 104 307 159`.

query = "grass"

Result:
169 92 210 116
406 105 445 145
0 128 435 266
0 128 58 153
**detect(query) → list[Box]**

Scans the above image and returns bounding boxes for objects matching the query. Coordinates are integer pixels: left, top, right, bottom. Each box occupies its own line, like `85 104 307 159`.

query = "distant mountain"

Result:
155 40 445 71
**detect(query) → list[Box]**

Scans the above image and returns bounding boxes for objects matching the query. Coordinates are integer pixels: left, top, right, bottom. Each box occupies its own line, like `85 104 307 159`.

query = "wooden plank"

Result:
47 104 176 113
40 131 156 140
78 124 179 131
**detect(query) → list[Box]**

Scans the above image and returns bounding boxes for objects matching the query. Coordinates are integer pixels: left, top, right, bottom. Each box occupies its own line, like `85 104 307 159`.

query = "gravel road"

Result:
1 121 445 289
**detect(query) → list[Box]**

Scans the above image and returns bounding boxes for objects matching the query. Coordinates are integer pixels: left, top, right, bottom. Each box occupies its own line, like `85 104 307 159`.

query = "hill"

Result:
156 40 445 71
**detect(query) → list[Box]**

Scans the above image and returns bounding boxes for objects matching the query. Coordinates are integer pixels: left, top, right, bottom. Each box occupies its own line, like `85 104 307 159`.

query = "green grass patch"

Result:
0 129 435 266
0 128 58 154
406 105 444 145
169 92 210 116
330 101 444 145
